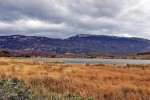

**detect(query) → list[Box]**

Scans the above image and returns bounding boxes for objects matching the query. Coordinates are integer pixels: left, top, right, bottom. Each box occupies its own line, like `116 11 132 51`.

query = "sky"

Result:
0 0 150 39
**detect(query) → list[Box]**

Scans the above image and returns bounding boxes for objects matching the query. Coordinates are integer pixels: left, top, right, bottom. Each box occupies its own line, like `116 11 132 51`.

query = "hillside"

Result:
0 34 150 55
0 49 56 57
137 52 150 55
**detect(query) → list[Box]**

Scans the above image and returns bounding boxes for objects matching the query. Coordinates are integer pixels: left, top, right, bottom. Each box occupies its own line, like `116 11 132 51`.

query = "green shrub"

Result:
0 77 36 100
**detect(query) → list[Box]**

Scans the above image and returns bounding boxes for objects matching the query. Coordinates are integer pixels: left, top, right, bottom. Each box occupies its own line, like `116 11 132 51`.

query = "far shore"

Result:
2 57 150 67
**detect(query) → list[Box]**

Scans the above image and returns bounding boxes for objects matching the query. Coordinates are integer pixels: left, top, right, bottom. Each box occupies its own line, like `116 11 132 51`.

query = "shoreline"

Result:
4 57 150 66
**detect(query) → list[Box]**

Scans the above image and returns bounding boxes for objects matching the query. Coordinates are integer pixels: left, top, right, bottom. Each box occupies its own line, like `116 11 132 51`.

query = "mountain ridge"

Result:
1 34 150 41
0 34 150 55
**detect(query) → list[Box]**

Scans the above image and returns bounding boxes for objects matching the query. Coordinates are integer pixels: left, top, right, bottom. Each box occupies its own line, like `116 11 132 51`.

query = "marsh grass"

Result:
0 58 150 100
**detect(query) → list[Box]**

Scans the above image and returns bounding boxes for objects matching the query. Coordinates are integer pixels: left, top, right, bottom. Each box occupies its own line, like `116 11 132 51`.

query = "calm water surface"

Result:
24 58 150 66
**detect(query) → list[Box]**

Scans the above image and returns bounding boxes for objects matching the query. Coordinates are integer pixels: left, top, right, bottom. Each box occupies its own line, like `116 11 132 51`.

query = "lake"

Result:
24 58 150 66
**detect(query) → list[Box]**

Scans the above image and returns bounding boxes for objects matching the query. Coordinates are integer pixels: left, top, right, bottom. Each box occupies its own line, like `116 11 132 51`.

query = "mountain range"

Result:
0 34 150 55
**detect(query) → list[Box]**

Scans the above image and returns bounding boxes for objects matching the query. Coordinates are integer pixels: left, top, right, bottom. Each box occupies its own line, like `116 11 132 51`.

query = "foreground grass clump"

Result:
0 77 94 100
0 77 36 100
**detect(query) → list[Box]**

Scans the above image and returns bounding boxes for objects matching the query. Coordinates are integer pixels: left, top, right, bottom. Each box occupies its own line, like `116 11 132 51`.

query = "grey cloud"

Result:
0 0 150 39
65 0 126 18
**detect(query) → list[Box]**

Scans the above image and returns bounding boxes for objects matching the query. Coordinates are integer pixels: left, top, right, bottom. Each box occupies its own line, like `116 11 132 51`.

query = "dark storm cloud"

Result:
0 0 150 39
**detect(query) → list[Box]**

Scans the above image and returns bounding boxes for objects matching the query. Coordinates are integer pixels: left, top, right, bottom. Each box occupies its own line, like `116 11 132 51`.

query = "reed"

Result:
0 58 150 99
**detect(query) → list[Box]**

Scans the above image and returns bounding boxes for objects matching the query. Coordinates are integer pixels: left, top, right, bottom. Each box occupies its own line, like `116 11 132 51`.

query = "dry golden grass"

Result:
0 58 150 100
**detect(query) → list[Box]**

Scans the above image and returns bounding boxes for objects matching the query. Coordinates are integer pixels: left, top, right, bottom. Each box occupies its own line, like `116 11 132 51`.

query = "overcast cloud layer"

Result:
0 0 150 39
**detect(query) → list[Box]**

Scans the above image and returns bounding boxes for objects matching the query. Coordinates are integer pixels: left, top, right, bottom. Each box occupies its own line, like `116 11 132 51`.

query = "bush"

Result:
0 77 36 100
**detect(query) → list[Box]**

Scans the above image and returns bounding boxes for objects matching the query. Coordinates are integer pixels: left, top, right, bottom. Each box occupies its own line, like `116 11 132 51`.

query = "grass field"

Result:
0 58 150 100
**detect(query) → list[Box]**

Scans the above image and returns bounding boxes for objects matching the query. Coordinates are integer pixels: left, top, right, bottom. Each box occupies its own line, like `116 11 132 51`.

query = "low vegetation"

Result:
0 58 150 100
0 77 36 100
0 77 91 100
1 49 150 59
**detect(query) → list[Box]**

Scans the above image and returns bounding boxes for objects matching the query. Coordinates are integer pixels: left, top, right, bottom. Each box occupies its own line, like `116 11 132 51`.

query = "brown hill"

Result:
137 52 150 55
0 49 56 57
